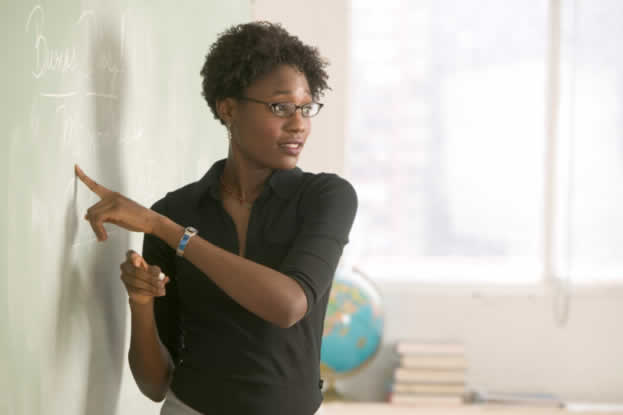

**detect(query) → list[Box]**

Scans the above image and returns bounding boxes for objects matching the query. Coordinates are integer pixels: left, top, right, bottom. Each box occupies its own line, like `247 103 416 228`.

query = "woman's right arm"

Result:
128 300 175 402
121 251 174 402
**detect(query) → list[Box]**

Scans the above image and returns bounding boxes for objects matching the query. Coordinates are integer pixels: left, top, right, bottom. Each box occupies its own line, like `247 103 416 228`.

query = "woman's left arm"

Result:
76 165 309 328
153 216 307 328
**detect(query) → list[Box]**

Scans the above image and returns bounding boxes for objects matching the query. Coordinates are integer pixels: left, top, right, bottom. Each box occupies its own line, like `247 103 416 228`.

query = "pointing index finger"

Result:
74 164 112 198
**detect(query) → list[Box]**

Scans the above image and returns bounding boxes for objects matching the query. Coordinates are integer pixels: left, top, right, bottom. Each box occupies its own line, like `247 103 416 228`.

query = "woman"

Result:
76 22 357 414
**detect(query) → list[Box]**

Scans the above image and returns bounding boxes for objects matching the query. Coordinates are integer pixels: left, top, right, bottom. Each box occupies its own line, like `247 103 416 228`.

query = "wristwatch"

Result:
176 226 198 257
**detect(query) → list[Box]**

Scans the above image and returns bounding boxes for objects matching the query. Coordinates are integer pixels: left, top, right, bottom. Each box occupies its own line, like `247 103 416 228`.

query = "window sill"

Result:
369 279 623 299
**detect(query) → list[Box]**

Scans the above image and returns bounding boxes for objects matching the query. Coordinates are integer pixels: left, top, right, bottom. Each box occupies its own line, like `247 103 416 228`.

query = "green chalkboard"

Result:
3 1 250 414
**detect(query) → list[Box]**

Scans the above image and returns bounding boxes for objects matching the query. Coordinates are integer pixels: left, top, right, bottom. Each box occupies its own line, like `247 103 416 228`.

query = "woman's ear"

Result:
216 98 236 125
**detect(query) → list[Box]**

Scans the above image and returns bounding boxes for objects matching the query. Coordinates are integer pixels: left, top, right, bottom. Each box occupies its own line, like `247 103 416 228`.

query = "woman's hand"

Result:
121 250 170 305
75 164 160 241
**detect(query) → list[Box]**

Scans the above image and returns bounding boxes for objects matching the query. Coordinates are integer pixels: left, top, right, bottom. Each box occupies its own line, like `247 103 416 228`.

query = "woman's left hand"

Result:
75 164 159 241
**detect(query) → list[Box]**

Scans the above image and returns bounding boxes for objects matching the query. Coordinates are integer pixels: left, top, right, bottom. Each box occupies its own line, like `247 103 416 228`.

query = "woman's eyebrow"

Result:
271 88 311 96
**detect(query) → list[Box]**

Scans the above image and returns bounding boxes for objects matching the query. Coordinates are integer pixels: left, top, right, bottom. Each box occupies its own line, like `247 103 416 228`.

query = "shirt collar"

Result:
195 158 303 204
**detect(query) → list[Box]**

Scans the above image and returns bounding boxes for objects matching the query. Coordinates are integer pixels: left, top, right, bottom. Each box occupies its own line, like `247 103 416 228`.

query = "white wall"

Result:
253 0 623 403
252 0 348 176
340 284 623 402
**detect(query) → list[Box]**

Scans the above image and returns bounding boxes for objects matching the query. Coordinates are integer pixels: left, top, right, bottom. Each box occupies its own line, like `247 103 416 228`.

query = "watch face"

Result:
187 226 198 235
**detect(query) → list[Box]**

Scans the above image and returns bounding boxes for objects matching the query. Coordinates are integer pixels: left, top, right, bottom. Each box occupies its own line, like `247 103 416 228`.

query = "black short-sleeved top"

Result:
141 158 357 415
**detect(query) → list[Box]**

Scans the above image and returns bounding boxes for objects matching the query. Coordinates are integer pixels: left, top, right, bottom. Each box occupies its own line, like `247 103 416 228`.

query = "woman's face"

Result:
228 64 313 170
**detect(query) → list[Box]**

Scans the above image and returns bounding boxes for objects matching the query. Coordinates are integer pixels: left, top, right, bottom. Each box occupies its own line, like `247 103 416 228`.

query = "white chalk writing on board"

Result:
26 5 81 79
25 4 151 246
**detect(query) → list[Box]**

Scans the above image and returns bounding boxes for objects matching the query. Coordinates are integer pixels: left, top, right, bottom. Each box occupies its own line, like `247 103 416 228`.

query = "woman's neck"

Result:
221 155 272 202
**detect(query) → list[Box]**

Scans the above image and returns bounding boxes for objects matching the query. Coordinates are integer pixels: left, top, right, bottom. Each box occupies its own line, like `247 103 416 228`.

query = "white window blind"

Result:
554 0 623 283
347 0 623 284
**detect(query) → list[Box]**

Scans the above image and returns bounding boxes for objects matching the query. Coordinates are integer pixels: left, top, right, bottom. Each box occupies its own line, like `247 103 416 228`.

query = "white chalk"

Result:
159 272 165 281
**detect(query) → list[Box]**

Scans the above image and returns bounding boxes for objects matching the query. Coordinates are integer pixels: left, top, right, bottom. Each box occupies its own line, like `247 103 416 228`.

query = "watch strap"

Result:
176 226 198 257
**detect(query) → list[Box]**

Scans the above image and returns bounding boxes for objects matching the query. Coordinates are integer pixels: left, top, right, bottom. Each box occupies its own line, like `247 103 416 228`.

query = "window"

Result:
347 0 623 284
554 0 623 282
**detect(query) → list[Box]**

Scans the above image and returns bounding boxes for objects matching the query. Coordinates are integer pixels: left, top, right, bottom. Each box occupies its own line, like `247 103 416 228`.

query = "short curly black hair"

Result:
200 21 330 125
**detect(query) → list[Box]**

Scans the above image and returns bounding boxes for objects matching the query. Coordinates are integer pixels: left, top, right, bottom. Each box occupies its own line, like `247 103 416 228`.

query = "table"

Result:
319 402 623 415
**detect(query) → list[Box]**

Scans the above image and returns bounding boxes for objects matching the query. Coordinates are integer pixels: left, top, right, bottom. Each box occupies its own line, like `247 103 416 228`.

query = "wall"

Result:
252 0 349 176
253 0 623 403
340 283 623 402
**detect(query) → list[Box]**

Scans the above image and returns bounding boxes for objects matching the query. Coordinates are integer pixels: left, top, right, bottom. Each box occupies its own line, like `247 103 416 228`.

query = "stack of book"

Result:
387 339 469 406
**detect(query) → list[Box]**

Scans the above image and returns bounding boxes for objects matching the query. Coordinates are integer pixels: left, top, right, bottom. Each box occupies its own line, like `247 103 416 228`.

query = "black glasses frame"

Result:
238 96 324 118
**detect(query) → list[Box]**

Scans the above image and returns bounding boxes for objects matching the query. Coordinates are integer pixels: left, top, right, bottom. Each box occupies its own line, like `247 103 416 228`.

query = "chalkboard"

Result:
3 1 250 414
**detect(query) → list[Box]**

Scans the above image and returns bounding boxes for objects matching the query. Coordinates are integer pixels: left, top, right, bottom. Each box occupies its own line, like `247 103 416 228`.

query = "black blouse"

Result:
142 158 357 414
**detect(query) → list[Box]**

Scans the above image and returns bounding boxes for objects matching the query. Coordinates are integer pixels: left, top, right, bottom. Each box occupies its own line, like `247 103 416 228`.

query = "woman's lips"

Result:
278 142 303 155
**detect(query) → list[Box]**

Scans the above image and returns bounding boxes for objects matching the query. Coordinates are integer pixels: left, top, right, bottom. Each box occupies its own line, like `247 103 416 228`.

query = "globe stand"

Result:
320 364 347 401
322 375 345 401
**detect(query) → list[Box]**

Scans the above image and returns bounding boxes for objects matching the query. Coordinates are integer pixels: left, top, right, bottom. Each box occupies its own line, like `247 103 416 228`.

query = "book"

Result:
395 340 465 355
391 382 466 396
474 390 564 408
394 368 465 384
389 393 464 406
398 354 468 370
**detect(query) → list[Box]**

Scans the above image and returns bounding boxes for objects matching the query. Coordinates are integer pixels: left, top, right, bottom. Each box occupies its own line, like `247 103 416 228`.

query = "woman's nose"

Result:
285 109 308 132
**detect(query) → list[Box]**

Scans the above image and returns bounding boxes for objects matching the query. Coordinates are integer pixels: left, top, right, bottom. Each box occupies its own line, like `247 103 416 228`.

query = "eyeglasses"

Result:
239 96 324 118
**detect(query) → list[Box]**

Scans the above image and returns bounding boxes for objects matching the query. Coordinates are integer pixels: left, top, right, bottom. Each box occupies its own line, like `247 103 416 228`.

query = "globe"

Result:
320 266 384 400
